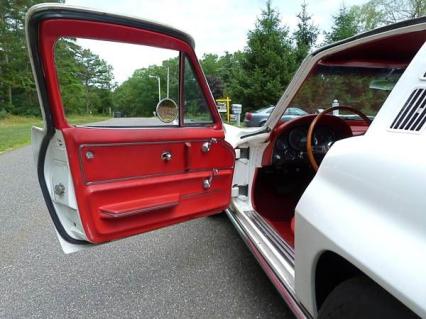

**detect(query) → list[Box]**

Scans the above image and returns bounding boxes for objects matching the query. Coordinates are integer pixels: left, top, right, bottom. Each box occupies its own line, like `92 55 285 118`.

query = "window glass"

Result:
55 38 180 127
285 107 307 116
288 65 404 119
255 107 270 113
183 56 213 125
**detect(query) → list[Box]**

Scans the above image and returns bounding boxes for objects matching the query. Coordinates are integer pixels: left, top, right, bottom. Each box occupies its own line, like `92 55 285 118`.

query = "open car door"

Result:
26 4 235 253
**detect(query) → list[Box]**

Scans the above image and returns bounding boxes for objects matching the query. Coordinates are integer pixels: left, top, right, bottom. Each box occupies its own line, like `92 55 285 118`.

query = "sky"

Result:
65 0 370 83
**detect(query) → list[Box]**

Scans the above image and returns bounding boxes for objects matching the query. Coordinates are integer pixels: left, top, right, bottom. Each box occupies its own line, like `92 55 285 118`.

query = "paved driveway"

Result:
0 146 294 318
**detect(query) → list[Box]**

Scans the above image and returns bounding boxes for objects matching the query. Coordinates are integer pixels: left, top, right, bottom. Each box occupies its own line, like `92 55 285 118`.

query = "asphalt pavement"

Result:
0 146 294 318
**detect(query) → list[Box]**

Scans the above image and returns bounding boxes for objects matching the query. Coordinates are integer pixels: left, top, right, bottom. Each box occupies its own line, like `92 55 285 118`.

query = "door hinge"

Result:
238 147 249 160
54 183 65 197
232 185 248 198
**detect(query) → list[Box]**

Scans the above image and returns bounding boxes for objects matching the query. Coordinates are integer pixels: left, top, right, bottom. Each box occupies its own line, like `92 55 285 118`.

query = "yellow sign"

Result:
216 97 232 122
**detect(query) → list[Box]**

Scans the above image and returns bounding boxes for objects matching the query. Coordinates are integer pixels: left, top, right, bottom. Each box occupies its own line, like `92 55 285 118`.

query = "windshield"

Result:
283 64 405 119
285 107 307 116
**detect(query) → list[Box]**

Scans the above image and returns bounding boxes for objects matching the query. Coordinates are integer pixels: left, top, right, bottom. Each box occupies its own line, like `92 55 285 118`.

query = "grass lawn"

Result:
0 114 109 153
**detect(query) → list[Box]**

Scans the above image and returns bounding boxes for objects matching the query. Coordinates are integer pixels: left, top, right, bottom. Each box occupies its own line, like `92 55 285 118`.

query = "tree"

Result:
293 1 319 65
55 39 86 114
200 53 222 77
0 0 116 117
234 0 296 111
75 48 114 114
0 0 53 115
350 2 385 32
113 57 179 117
206 75 224 99
113 68 158 117
217 51 245 99
55 38 115 115
200 54 225 98
324 6 359 44
352 0 426 32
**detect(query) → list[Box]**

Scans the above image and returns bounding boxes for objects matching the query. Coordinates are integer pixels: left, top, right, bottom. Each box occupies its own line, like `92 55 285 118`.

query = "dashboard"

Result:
272 116 353 165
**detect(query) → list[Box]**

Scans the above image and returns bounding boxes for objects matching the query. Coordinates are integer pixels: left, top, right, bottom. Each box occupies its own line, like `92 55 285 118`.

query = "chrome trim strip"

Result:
83 167 233 186
77 139 235 185
100 201 178 219
246 210 295 263
225 208 312 319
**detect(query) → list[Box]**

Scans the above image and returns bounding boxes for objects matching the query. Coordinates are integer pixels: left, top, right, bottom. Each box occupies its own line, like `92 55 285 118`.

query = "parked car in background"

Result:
244 106 307 127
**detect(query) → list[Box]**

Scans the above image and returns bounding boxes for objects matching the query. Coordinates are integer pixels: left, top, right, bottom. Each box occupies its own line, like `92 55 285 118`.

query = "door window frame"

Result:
34 15 223 131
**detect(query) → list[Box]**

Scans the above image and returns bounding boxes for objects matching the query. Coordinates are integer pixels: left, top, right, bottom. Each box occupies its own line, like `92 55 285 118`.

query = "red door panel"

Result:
78 139 235 184
80 142 187 184
28 5 235 246
62 127 234 243
81 169 233 242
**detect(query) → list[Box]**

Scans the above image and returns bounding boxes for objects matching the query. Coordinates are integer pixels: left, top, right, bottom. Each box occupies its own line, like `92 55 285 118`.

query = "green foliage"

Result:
199 51 245 100
0 115 42 152
112 56 179 117
0 0 113 118
1 0 423 122
231 0 296 111
324 6 359 44
293 1 319 65
200 54 225 98
0 114 107 152
55 39 86 114
55 38 115 115
350 2 385 32
0 108 8 119
352 0 426 32
0 0 55 115
291 66 390 115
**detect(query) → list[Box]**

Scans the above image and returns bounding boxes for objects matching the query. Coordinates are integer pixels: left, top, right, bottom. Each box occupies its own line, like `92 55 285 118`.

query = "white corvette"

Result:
27 4 425 318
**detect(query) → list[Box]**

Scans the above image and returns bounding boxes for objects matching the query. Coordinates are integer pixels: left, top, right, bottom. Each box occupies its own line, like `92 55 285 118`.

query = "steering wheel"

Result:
306 106 371 172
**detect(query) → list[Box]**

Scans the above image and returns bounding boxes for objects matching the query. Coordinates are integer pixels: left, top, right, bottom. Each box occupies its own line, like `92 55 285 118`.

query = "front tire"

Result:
318 277 418 319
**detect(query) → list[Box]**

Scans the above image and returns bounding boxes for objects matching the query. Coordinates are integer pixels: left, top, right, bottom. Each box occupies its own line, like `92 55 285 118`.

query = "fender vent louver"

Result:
390 88 426 131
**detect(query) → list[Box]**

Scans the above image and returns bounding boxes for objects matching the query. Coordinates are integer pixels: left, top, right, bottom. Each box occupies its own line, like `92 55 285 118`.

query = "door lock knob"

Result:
161 151 172 161
203 179 211 190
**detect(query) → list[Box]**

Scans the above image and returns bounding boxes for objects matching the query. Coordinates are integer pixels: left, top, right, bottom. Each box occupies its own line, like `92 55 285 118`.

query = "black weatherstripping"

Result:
30 6 195 48
27 8 90 245
26 5 197 245
240 127 271 139
26 4 201 245
312 16 426 56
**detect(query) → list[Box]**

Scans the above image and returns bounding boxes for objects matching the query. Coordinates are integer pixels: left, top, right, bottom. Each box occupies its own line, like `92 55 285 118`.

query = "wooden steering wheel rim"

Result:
306 106 371 172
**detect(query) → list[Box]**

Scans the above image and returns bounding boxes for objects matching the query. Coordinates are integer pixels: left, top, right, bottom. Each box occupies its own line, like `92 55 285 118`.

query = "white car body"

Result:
227 20 426 318
26 4 426 318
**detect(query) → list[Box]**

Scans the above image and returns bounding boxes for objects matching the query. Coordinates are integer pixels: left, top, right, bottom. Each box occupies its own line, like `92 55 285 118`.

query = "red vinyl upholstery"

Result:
37 18 235 244
291 217 295 234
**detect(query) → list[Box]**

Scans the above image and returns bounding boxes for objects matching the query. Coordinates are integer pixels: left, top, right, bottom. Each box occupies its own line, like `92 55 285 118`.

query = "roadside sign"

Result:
231 104 242 126
232 103 242 114
216 97 232 122
217 102 227 113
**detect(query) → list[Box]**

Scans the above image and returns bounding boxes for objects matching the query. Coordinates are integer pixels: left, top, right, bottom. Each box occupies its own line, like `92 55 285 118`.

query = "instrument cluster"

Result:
273 125 337 164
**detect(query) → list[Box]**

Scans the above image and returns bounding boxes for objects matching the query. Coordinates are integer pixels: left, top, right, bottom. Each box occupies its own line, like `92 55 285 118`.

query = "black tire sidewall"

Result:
318 277 418 319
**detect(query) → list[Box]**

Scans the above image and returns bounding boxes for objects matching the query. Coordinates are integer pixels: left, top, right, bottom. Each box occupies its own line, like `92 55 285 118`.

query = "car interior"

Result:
250 29 426 248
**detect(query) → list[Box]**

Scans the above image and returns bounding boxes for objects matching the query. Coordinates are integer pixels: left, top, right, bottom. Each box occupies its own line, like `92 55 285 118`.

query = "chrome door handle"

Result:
203 169 218 190
201 138 217 153
161 151 172 161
